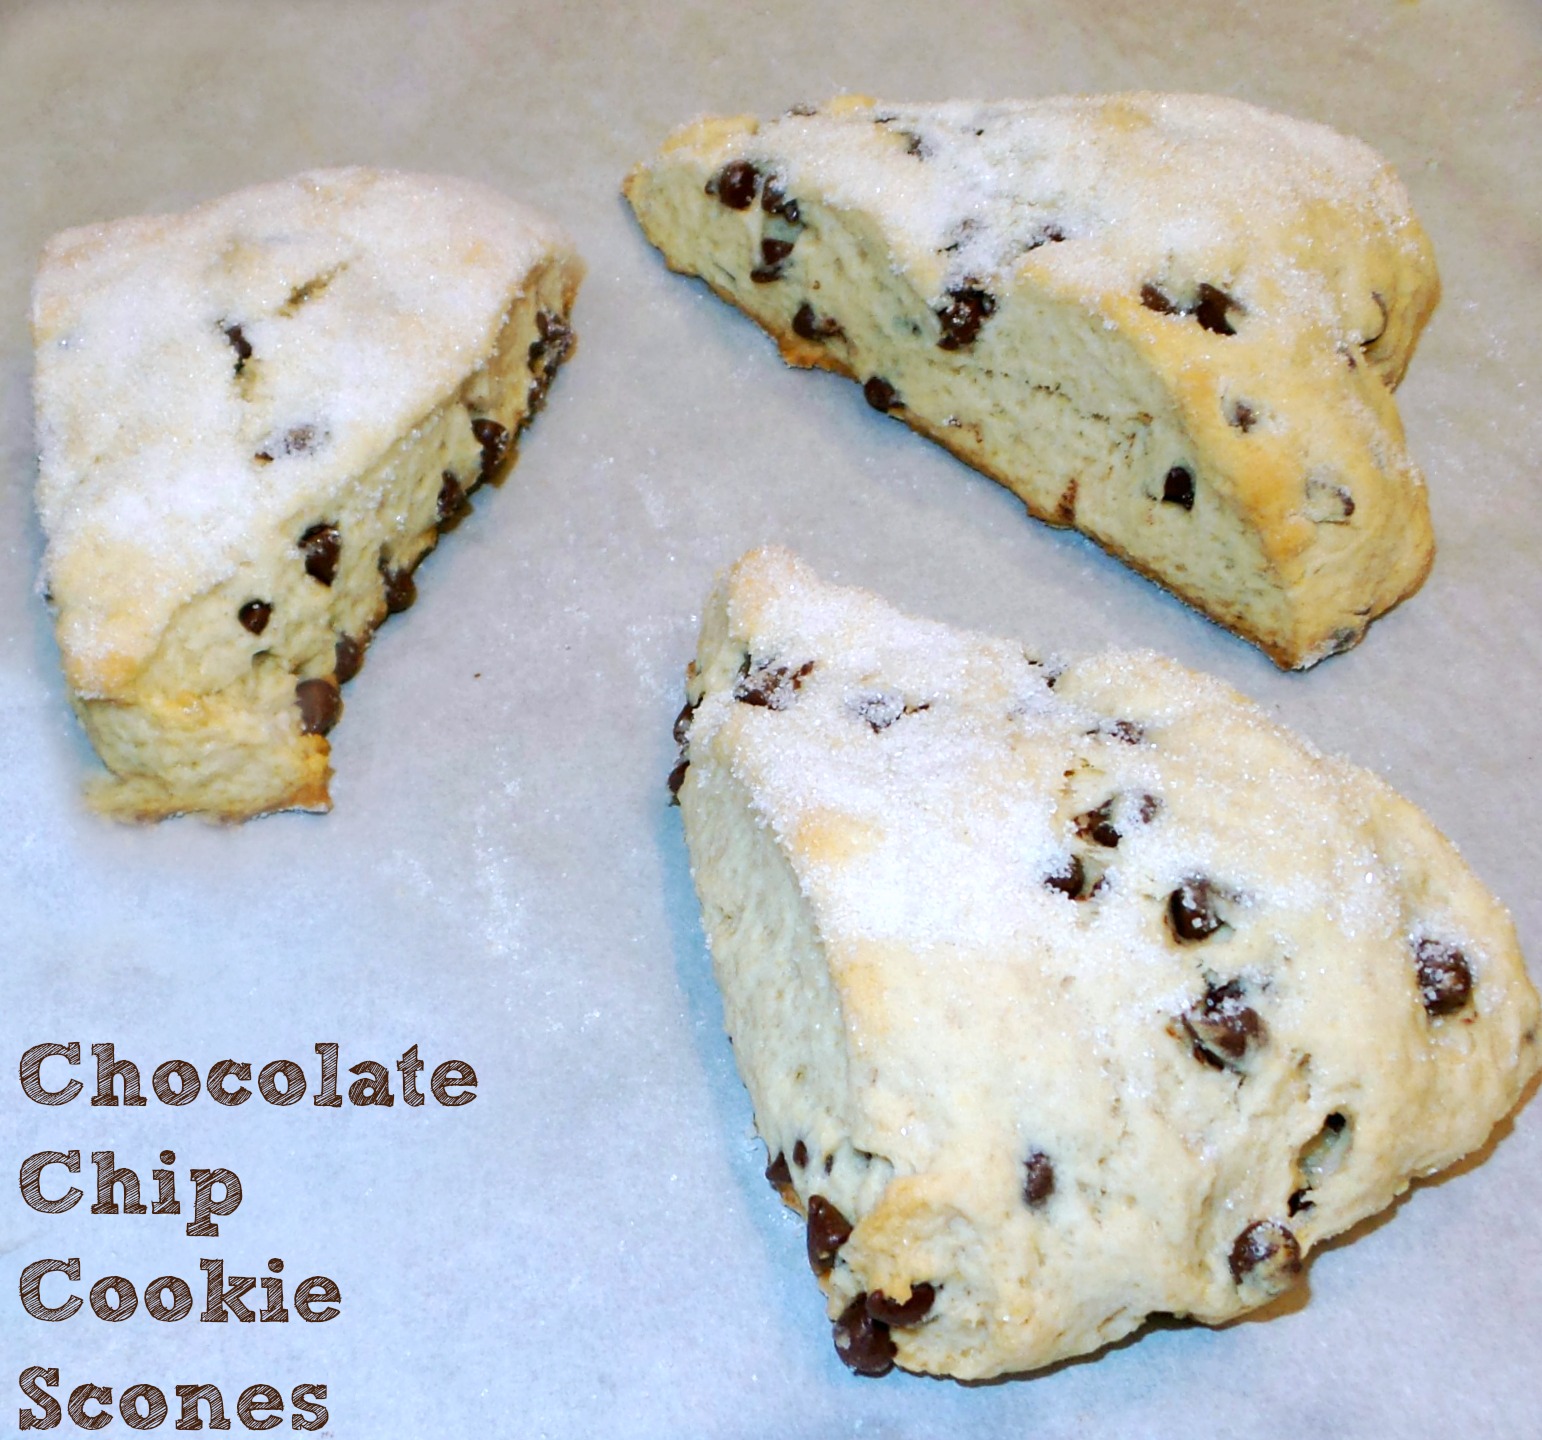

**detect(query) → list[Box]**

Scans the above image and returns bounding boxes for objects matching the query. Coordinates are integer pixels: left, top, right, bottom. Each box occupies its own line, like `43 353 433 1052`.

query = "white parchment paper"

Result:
2 2 1538 1435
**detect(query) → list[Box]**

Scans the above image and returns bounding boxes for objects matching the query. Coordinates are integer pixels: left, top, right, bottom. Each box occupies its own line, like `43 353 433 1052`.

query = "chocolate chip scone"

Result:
625 95 1440 669
33 168 582 820
673 547 1538 1381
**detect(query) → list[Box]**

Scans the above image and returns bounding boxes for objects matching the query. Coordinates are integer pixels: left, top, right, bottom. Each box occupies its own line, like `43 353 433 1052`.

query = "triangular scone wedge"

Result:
34 168 583 820
625 95 1440 669
674 548 1538 1381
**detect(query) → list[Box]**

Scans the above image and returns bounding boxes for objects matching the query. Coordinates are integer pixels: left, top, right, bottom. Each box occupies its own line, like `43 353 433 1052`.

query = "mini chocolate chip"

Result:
1287 1188 1315 1217
299 524 341 586
673 697 697 747
382 564 417 615
1324 1112 1347 1133
864 376 899 411
936 287 996 350
334 633 365 685
1229 1219 1301 1288
735 658 815 710
1415 939 1473 1017
1074 799 1121 849
1043 854 1085 899
1136 793 1162 825
761 181 800 224
437 471 470 529
833 1295 896 1377
851 692 904 732
1229 400 1258 432
295 677 341 736
1140 283 1177 315
901 130 927 158
765 1151 792 1190
1194 283 1239 336
1101 719 1145 745
793 1140 809 1168
471 418 510 482
711 159 760 209
1162 466 1195 509
867 1283 935 1327
760 236 796 267
1183 978 1266 1067
238 600 271 635
793 302 843 342
527 311 573 373
223 323 252 372
806 1195 853 1275
666 757 689 802
824 1153 834 1174
1023 1149 1055 1207
1168 877 1224 942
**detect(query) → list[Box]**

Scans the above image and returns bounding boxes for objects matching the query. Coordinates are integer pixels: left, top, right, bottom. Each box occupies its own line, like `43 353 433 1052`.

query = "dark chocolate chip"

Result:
1074 799 1122 849
528 310 573 374
1162 466 1195 510
1023 1149 1055 1207
298 523 341 586
238 600 271 635
793 1139 809 1168
936 287 996 350
1415 939 1473 1017
673 697 697 747
223 323 252 372
866 1283 936 1327
1228 1219 1301 1287
851 692 904 732
806 1194 853 1275
864 376 899 412
437 471 470 529
295 677 341 736
666 757 688 802
761 181 800 224
1043 854 1085 899
734 658 815 710
792 302 844 342
1287 1188 1315 1217
760 236 796 267
1183 978 1266 1067
1194 283 1240 336
765 1151 792 1190
1140 283 1177 315
1102 719 1145 745
1229 400 1258 433
833 1295 896 1377
471 418 510 483
382 564 417 615
1168 877 1224 942
711 159 760 210
334 634 366 685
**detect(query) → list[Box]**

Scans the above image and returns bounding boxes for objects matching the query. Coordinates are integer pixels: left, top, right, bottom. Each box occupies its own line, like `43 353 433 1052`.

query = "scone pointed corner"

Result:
625 94 1441 671
34 169 583 820
672 547 1539 1381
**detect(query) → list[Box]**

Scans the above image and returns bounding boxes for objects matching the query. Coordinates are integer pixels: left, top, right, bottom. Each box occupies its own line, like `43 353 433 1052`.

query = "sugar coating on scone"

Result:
34 167 582 819
674 547 1538 1381
625 94 1440 669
